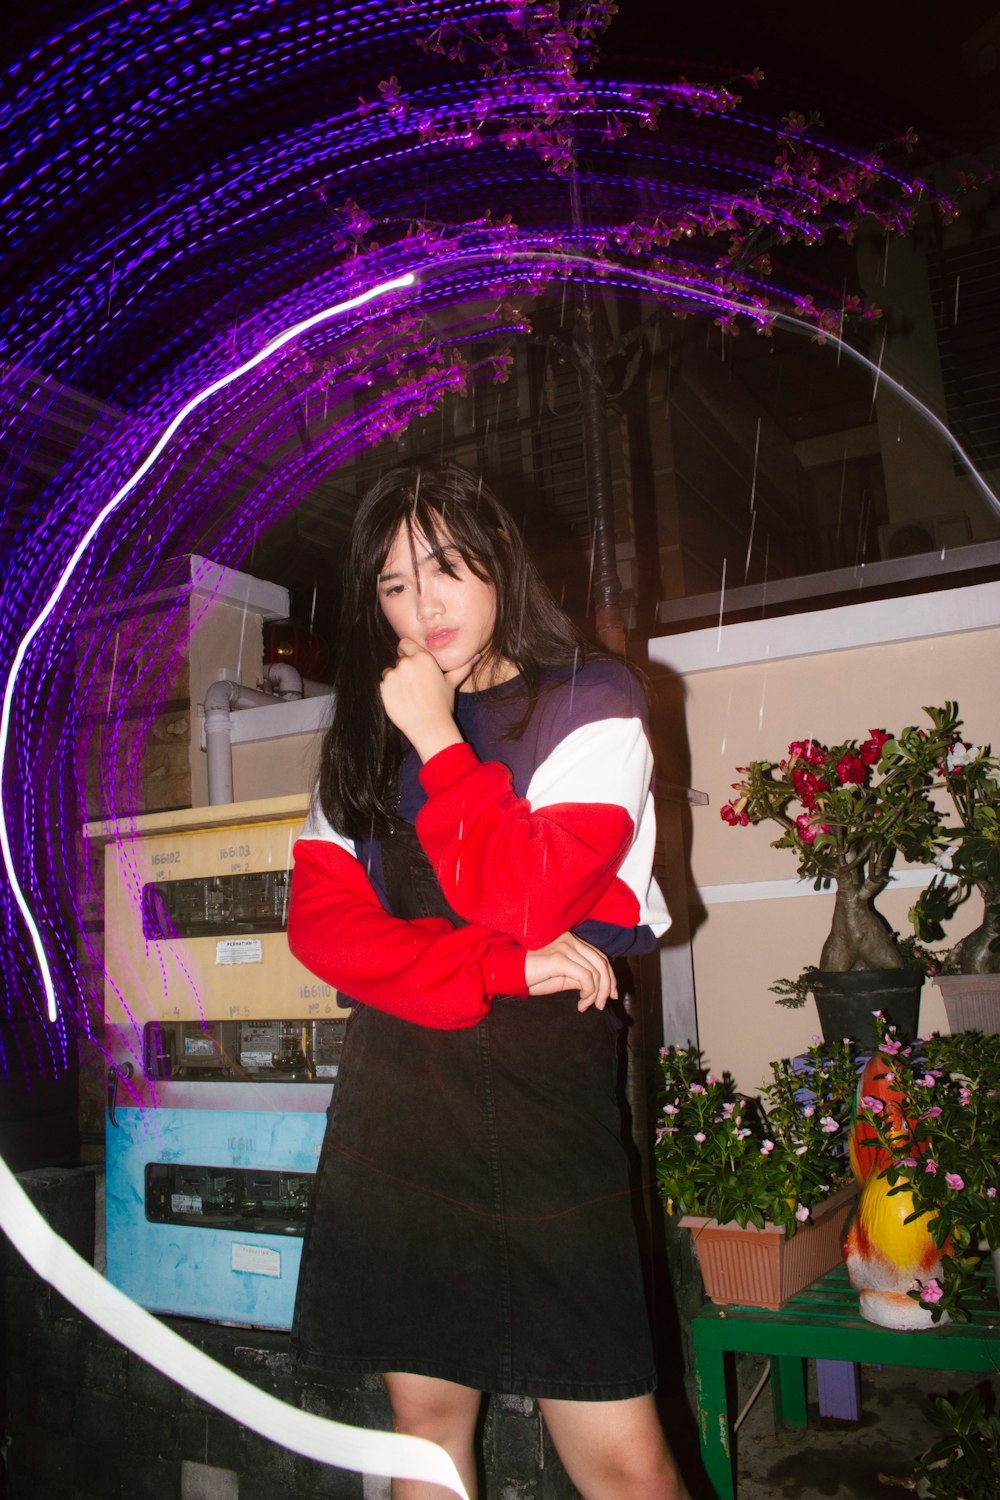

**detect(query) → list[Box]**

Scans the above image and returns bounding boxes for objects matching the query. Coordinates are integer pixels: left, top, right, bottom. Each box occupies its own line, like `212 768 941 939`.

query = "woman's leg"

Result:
538 1393 691 1500
383 1371 483 1500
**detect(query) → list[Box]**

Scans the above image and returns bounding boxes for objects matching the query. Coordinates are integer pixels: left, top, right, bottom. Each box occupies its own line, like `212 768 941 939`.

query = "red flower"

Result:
791 768 829 810
836 754 868 785
788 738 826 766
858 729 890 766
720 802 749 827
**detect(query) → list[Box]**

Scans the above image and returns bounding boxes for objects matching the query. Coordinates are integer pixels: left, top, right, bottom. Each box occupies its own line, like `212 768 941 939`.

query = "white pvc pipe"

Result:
203 678 281 805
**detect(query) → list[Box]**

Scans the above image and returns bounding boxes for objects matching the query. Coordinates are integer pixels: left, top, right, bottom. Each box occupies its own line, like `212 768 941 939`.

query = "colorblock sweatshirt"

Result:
288 657 669 1029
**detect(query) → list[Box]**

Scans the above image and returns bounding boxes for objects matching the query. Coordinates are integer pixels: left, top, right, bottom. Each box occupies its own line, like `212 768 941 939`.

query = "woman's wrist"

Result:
411 720 464 765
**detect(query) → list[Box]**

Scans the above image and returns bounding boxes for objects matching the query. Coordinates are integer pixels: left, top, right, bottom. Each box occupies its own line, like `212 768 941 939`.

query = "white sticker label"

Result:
240 1050 274 1069
231 1242 281 1278
171 1194 203 1215
216 938 263 966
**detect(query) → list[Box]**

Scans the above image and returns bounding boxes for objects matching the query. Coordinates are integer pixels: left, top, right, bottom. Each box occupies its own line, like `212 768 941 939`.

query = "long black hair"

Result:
318 459 590 839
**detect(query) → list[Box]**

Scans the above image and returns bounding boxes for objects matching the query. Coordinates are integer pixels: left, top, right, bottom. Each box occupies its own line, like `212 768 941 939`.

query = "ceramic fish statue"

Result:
843 1048 948 1329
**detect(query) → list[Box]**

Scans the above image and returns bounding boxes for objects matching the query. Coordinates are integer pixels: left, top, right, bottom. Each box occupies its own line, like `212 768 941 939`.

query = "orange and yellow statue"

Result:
843 1045 948 1329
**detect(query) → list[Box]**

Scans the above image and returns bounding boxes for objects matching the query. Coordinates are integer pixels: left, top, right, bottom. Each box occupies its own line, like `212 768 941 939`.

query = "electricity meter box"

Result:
88 794 351 1327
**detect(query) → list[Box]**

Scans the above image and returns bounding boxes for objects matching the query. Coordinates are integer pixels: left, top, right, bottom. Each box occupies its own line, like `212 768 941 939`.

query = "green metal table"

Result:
691 1263 1000 1500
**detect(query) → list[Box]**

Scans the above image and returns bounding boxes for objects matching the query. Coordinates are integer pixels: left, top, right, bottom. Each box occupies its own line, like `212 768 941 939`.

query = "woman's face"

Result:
377 519 501 688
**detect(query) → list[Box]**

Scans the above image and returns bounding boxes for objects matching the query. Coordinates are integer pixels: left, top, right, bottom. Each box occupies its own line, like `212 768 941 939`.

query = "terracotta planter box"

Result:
680 1185 857 1311
934 974 1000 1036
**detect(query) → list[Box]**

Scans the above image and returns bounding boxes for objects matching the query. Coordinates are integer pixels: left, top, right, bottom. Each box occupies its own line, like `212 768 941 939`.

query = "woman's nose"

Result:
415 583 444 620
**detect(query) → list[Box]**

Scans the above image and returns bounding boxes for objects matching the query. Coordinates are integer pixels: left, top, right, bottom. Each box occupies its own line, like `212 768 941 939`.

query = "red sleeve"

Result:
287 837 528 1030
416 741 634 949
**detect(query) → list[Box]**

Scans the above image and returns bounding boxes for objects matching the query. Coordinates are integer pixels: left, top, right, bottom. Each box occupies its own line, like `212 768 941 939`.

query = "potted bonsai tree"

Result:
905 704 1000 1033
656 1038 860 1309
722 722 950 1044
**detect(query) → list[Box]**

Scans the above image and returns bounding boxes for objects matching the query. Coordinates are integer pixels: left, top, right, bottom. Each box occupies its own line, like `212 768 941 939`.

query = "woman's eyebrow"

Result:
378 545 439 582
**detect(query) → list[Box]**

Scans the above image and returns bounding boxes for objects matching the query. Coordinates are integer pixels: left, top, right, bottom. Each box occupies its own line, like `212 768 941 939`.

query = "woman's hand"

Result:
523 932 617 1012
380 638 464 762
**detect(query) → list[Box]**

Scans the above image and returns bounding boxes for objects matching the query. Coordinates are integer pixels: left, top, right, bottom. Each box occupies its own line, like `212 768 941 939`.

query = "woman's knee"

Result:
384 1372 482 1442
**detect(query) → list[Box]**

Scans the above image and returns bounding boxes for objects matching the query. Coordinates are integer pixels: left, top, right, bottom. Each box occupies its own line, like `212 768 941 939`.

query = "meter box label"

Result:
231 1243 282 1278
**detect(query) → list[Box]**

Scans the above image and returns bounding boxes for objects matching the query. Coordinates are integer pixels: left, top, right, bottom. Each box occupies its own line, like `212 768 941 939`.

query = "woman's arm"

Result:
288 837 525 1029
289 839 619 1027
415 711 661 949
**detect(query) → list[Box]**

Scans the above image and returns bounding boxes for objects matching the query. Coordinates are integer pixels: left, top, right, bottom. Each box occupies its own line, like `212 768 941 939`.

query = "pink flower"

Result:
925 1159 938 1174
694 1132 707 1143
820 1117 839 1133
987 1187 997 1199
881 1037 902 1055
945 1172 965 1190
689 1083 705 1094
663 1104 678 1116
920 1278 944 1304
861 1095 884 1114
720 802 750 827
795 1205 810 1222
735 1128 751 1140
760 1139 775 1155
802 1105 815 1118
836 753 868 785
916 1074 937 1088
859 729 890 766
794 1145 808 1155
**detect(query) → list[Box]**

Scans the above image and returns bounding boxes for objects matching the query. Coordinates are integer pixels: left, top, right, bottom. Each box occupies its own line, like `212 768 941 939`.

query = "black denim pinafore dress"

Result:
291 823 656 1400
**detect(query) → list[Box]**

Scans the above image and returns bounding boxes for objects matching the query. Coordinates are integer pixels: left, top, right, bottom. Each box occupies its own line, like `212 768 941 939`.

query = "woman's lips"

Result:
425 629 457 650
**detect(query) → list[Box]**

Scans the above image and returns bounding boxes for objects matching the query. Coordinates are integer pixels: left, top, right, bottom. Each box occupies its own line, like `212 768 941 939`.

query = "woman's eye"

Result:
382 584 404 598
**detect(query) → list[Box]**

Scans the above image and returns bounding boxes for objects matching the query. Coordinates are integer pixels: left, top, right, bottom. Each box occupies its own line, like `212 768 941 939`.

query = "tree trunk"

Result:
951 881 1000 974
819 862 904 971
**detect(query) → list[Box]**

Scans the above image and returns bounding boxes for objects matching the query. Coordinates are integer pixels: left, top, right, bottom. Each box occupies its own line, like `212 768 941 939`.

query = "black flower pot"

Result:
809 970 923 1049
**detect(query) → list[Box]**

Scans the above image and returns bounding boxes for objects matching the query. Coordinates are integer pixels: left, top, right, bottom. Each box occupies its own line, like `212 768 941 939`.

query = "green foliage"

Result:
903 705 1000 974
910 1383 1000 1500
655 1038 859 1236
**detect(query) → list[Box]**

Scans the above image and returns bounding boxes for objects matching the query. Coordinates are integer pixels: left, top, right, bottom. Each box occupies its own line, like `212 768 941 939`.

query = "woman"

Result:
289 461 689 1500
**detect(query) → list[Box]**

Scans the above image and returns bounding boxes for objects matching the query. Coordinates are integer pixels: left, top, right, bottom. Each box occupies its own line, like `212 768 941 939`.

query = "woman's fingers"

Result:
524 933 616 1010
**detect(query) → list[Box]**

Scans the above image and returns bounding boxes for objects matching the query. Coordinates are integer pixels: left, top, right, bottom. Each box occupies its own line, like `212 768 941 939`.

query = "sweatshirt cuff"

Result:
419 740 480 796
482 944 528 998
